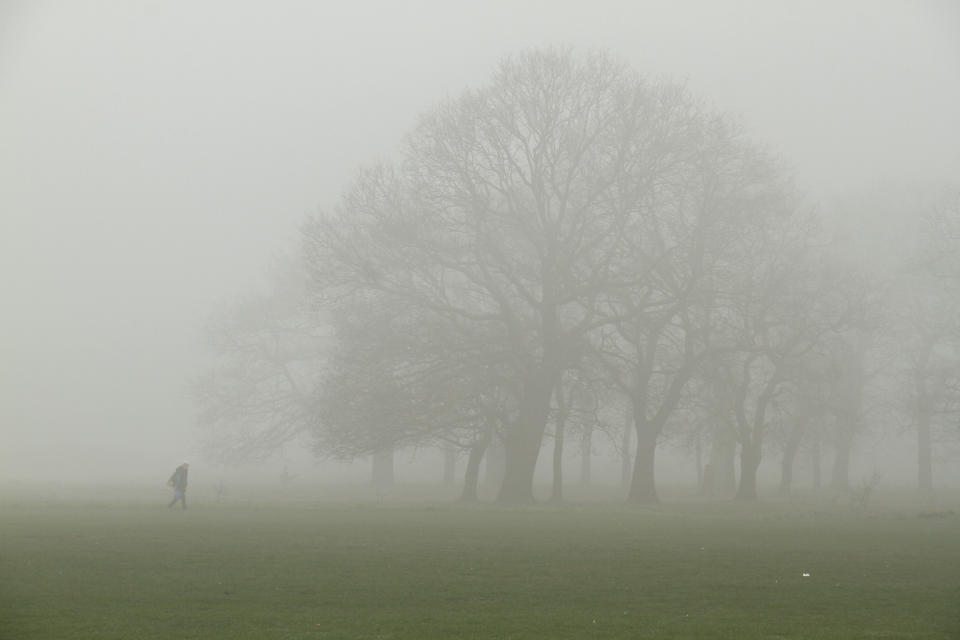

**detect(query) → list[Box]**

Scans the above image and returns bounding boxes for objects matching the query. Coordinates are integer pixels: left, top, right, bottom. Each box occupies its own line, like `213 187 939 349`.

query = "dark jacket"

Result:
169 465 189 491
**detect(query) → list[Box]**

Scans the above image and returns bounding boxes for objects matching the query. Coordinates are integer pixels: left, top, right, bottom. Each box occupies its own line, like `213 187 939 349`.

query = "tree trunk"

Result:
460 437 489 502
627 419 659 504
498 378 554 504
372 449 394 489
580 425 592 487
735 441 761 501
550 419 565 503
443 447 456 486
499 426 545 504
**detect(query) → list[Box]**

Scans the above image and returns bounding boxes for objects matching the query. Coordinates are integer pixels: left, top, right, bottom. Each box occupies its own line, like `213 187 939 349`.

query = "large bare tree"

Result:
193 259 327 464
304 50 757 503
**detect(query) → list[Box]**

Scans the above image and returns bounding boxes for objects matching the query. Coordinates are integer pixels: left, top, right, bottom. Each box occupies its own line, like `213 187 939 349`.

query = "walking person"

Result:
167 462 189 510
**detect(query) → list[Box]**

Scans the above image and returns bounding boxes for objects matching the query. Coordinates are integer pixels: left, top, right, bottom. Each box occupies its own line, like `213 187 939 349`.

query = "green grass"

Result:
1 490 959 639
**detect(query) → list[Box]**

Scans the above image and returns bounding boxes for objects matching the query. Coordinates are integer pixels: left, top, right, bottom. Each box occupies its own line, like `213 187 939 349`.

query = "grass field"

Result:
2 487 959 639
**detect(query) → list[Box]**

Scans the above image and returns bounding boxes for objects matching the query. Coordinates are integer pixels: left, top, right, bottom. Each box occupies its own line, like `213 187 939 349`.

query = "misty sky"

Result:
1 1 958 483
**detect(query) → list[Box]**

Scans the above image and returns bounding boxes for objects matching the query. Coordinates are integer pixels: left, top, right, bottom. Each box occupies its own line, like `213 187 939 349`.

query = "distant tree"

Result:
313 291 512 493
547 367 605 503
824 325 886 492
775 264 883 496
921 190 960 284
723 232 864 501
589 112 798 503
193 259 327 464
303 49 789 504
867 187 960 496
772 350 828 497
890 275 960 494
817 185 959 497
688 362 739 497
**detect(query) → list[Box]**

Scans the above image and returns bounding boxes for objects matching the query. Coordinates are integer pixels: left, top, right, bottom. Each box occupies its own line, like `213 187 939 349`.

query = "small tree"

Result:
887 188 960 496
193 259 327 464
724 241 863 501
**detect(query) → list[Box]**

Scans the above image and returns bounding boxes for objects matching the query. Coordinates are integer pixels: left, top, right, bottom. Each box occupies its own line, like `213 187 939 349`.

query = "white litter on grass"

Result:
802 572 810 577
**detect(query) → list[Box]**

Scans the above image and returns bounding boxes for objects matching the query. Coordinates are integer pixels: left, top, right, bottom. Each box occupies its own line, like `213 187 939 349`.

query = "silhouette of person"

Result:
167 462 189 510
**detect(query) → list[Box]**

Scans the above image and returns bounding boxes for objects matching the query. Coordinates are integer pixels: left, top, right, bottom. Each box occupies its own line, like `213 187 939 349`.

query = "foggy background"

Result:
1 0 958 486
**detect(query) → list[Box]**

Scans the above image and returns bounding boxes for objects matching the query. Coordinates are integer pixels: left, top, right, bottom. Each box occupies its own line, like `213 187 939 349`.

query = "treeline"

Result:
193 49 959 504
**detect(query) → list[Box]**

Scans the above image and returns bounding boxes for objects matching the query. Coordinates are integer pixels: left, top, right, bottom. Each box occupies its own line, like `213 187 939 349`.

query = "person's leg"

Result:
181 491 187 510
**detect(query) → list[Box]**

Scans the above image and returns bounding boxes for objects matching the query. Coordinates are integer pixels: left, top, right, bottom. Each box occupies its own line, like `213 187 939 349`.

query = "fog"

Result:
1 1 958 490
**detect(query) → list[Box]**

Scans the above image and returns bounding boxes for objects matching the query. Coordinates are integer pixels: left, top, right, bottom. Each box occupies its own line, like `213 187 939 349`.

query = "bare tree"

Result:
547 367 604 503
304 49 755 503
722 228 863 501
193 259 327 464
891 277 960 495
885 188 960 495
314 293 510 491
